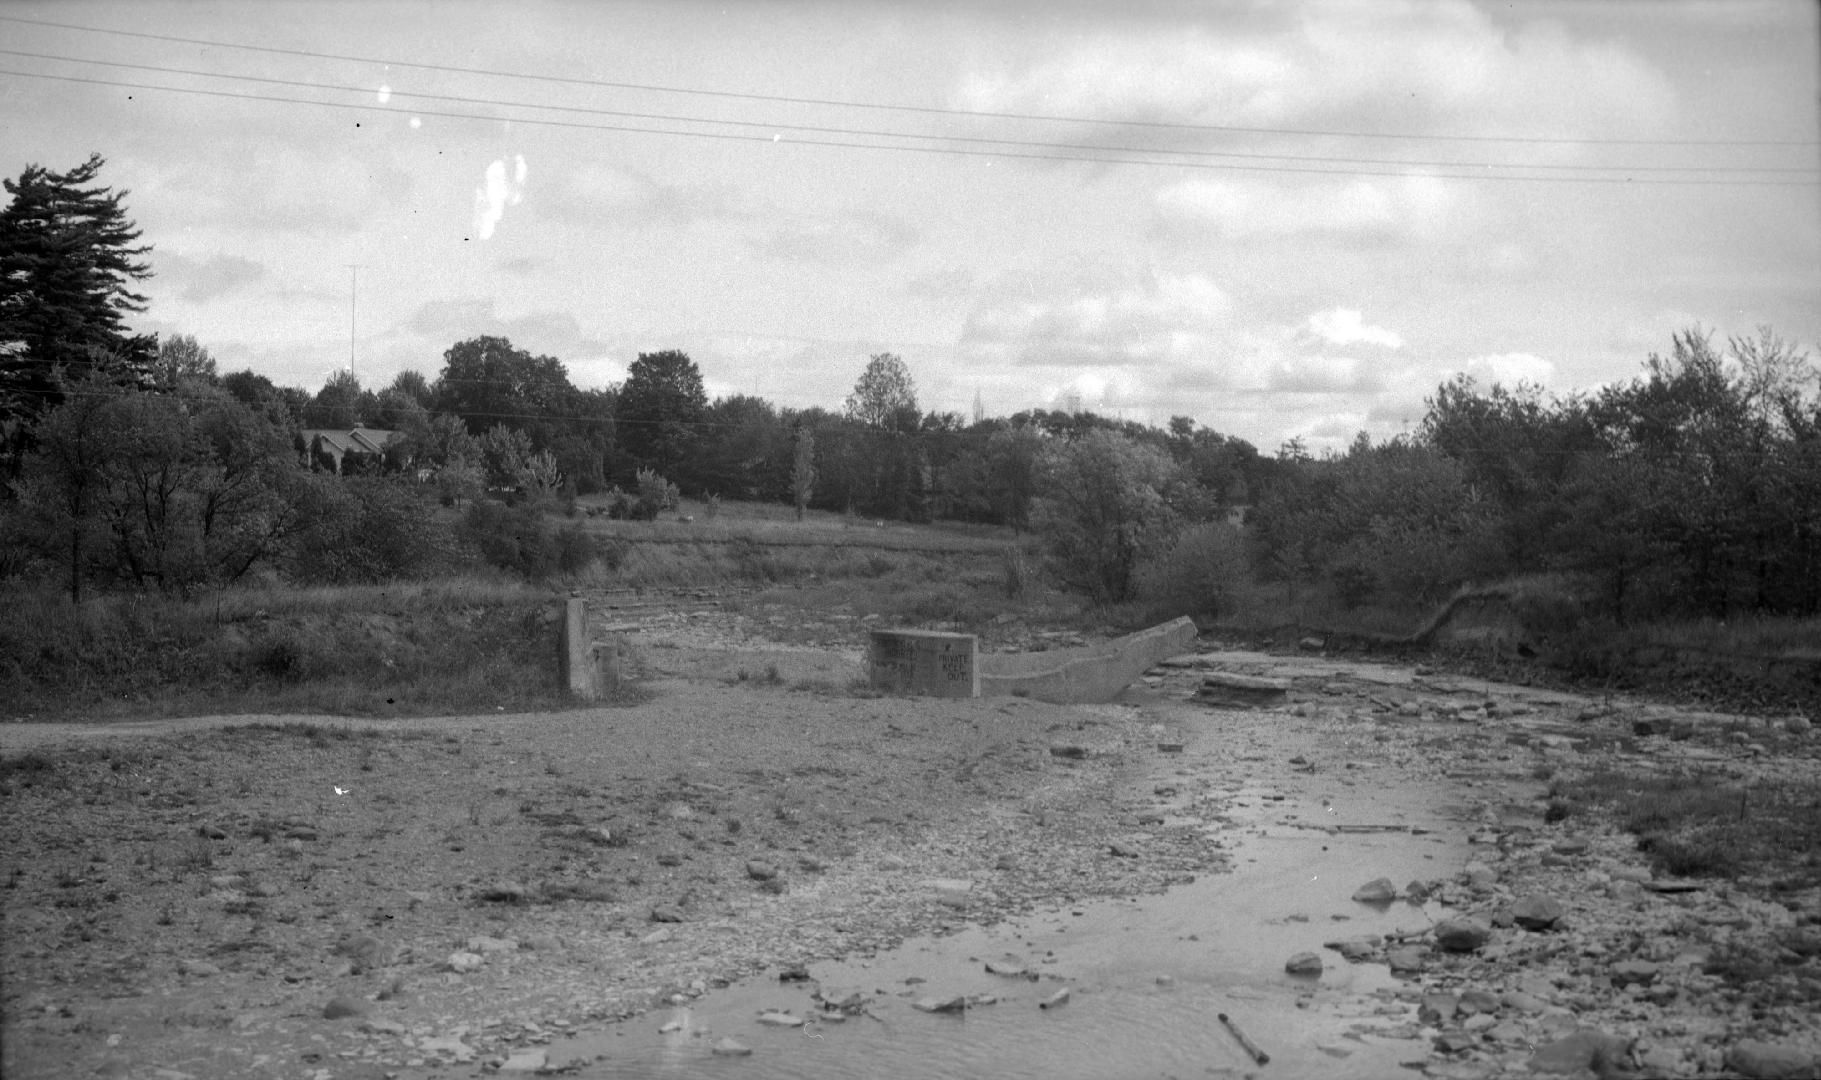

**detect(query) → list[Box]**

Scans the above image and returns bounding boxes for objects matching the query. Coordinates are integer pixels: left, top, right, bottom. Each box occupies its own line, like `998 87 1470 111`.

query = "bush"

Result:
1136 521 1246 618
465 500 604 579
287 478 452 585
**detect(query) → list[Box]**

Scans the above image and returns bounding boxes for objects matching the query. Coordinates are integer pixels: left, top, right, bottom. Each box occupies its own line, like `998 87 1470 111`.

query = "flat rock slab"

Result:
1197 672 1291 708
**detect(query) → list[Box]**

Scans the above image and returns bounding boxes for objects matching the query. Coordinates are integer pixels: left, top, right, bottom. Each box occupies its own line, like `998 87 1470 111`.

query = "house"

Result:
299 427 403 474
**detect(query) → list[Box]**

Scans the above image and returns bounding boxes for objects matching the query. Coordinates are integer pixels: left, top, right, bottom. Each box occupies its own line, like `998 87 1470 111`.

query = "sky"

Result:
3 0 1817 453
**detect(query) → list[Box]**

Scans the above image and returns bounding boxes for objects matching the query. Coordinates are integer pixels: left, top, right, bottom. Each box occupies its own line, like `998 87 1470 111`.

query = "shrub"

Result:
286 478 453 585
1136 521 1246 618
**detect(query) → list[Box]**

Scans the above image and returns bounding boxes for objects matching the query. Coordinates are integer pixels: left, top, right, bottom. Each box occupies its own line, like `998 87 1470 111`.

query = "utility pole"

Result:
345 264 365 377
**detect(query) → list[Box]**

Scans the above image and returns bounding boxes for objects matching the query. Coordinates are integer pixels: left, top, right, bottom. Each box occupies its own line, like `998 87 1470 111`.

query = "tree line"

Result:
5 154 1817 625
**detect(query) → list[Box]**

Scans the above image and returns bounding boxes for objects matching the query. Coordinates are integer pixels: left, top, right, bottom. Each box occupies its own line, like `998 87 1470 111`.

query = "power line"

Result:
3 48 1809 177
1 11 1813 150
4 67 1815 187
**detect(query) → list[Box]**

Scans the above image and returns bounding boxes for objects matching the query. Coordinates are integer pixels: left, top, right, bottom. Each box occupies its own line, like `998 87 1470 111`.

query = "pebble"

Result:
1039 987 1071 1009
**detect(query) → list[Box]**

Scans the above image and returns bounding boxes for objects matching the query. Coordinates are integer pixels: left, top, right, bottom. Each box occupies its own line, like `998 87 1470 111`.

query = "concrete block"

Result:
560 597 596 701
869 629 979 698
978 616 1198 705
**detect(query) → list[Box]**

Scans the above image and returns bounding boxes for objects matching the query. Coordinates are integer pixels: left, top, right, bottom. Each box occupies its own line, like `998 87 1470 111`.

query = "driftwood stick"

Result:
1218 1012 1269 1065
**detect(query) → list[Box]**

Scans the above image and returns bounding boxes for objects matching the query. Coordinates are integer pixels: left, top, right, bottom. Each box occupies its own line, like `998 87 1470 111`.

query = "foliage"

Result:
1137 521 1248 618
302 368 371 430
634 468 680 519
1032 429 1182 604
10 376 303 599
0 153 156 430
151 333 218 390
615 349 705 481
434 335 576 436
285 477 453 585
845 352 919 430
791 425 816 521
463 498 601 578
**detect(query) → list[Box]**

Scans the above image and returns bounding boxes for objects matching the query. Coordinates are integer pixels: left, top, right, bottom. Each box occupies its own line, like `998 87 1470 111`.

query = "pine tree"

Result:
0 153 155 429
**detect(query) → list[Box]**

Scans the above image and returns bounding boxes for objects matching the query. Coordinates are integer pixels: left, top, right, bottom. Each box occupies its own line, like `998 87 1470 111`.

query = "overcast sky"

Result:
4 0 1817 451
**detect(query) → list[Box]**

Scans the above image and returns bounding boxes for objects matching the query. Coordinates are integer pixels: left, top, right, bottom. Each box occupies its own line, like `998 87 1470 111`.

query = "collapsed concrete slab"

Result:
976 616 1199 705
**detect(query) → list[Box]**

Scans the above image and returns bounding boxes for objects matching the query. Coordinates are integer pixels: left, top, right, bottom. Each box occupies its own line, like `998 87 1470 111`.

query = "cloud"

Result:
1306 309 1403 349
752 211 919 266
961 271 1232 368
131 149 414 236
1460 351 1556 388
540 161 745 228
473 155 527 240
399 298 611 363
954 1 1675 146
1155 174 1460 244
154 252 267 303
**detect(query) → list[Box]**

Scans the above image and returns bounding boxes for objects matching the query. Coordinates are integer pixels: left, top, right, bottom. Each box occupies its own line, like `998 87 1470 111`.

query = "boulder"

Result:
1284 952 1323 976
1352 877 1398 903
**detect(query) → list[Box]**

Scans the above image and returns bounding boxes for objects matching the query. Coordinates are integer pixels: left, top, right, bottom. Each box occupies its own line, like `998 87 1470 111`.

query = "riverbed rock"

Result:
757 1011 805 1026
649 904 685 923
1528 1029 1632 1075
321 994 366 1020
912 996 967 1014
1610 959 1659 988
1435 917 1493 953
1388 946 1427 973
984 959 1033 978
1511 894 1566 930
1039 987 1071 1009
711 1038 752 1057
1353 877 1398 903
465 934 516 953
445 951 484 974
1197 672 1290 708
1419 993 1459 1024
1457 989 1500 1016
1726 1040 1817 1079
1285 951 1323 975
1326 937 1379 962
499 1048 547 1072
745 860 777 881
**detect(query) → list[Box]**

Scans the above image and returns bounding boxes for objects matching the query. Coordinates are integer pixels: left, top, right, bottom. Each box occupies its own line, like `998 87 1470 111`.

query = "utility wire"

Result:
3 67 1816 187
3 48 1811 176
1 11 1813 149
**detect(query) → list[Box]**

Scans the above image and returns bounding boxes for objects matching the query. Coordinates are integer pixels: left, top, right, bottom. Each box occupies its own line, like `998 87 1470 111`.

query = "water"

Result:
545 698 1487 1080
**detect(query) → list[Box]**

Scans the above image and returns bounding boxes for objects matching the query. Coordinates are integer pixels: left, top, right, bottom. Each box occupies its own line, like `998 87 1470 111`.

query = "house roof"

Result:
303 428 398 455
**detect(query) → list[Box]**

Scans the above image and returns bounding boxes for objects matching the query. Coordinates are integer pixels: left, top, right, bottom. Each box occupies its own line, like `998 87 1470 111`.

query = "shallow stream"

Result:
546 688 1506 1079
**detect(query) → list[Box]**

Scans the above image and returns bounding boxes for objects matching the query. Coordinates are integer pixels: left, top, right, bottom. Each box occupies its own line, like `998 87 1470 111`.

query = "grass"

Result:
1546 766 1821 884
0 577 582 721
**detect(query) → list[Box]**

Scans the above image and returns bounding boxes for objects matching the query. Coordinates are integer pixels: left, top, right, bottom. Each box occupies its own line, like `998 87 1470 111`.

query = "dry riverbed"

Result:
2 603 1819 1080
